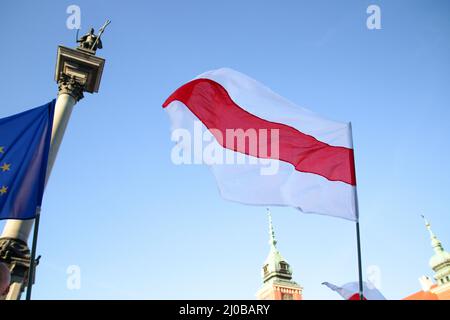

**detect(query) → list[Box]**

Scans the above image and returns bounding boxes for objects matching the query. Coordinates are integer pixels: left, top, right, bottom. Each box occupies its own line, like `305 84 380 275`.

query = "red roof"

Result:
403 290 439 300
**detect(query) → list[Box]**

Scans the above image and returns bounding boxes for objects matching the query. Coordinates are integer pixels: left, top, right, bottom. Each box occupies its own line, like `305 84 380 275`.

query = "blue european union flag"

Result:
0 100 55 220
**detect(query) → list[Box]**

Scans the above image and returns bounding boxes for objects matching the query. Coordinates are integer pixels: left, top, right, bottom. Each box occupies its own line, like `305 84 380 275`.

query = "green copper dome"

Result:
423 215 450 286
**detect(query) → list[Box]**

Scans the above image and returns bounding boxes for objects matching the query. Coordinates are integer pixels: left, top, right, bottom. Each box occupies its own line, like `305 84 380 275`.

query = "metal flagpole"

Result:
349 122 364 300
355 192 364 300
25 206 41 300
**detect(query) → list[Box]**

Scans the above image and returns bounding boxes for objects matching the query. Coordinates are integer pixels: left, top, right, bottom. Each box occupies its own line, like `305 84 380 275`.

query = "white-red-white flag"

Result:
322 281 386 300
163 68 357 221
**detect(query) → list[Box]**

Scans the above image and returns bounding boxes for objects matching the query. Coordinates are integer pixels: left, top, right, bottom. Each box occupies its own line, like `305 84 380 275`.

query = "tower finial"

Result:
422 214 444 253
422 214 436 238
267 208 277 248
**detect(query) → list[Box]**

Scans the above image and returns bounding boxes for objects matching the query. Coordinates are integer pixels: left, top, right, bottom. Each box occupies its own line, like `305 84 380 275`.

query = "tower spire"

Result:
422 215 445 254
267 208 277 248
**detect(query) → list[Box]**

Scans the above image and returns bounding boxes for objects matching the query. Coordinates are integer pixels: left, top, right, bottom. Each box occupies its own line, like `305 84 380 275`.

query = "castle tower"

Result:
256 209 303 300
423 216 450 288
404 216 450 300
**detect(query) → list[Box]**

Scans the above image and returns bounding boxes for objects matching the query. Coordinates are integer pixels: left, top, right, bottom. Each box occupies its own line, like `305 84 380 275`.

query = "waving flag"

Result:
0 100 55 220
163 68 356 221
322 281 386 300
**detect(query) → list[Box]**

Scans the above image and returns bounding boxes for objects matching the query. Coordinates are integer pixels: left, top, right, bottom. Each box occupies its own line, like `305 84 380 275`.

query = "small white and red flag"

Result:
322 281 386 300
163 68 357 221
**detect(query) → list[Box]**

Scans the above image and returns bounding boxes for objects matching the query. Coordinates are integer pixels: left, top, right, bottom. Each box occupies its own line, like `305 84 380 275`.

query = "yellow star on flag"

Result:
0 146 4 153
1 163 10 172
0 186 7 195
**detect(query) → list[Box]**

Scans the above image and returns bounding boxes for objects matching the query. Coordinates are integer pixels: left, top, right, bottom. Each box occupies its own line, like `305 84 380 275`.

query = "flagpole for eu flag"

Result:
349 122 364 300
25 206 41 300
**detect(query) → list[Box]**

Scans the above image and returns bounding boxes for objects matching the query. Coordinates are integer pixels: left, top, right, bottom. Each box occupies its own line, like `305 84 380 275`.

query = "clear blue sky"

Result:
1 0 449 299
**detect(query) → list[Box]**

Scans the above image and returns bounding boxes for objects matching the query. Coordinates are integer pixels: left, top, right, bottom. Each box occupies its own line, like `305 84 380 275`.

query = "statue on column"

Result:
76 20 110 54
77 28 103 52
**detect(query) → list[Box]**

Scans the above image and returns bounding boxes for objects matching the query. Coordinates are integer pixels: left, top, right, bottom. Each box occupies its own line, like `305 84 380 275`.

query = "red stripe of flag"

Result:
163 79 356 185
349 293 367 300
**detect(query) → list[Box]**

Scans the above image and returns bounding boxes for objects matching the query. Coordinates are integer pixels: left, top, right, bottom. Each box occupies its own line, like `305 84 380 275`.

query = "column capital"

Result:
57 74 84 102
